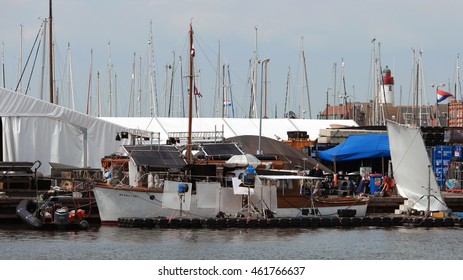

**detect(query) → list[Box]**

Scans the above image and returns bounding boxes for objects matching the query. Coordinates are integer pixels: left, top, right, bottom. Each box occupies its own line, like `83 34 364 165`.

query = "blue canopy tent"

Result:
318 134 390 172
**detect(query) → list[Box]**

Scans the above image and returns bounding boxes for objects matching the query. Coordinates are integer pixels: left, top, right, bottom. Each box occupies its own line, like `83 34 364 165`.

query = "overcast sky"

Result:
1 0 462 119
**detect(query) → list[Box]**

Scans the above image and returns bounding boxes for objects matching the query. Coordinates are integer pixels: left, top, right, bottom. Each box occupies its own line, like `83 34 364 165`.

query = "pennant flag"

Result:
194 86 202 97
223 100 232 107
437 89 454 103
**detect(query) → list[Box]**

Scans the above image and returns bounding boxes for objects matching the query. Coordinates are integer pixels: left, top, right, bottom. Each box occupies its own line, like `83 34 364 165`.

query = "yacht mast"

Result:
49 0 54 103
39 19 47 100
66 43 75 110
86 49 93 115
284 66 291 118
186 23 194 163
107 42 113 117
1 42 5 88
300 37 311 118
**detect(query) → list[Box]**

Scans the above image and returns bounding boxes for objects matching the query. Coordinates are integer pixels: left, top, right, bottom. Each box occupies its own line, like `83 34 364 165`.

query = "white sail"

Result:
387 121 447 211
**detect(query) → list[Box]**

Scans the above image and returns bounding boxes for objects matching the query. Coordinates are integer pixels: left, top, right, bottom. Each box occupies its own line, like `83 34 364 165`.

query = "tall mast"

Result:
213 40 220 118
227 65 235 118
66 43 75 110
148 21 157 117
284 66 291 118
40 19 47 100
138 56 142 117
97 70 101 117
107 42 113 117
456 54 461 100
249 26 258 118
222 63 226 118
186 23 194 163
301 37 311 118
86 49 93 115
168 52 175 117
49 0 54 103
128 52 135 117
333 63 337 119
1 42 5 88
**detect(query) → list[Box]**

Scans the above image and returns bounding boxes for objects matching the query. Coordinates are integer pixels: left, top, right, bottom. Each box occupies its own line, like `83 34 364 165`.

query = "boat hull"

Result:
92 185 217 224
93 184 369 224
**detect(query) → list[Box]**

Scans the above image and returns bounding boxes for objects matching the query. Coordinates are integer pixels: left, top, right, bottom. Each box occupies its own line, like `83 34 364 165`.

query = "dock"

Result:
117 215 463 229
1 192 463 226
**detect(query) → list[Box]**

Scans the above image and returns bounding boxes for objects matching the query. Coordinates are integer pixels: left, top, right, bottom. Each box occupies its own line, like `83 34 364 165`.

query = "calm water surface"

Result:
1 224 462 260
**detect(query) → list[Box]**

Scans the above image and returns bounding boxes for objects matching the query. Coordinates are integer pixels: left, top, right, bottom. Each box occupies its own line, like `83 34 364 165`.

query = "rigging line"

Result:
15 23 43 92
24 38 42 96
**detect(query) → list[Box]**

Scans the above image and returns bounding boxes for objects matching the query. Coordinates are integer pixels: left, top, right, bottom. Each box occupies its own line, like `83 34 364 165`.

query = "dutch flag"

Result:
437 89 454 103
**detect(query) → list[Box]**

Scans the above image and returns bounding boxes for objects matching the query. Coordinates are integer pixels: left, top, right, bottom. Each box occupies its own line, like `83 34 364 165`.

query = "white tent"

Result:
0 88 133 175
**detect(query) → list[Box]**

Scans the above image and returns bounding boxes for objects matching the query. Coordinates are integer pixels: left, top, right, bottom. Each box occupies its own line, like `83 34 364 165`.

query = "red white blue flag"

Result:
437 89 454 103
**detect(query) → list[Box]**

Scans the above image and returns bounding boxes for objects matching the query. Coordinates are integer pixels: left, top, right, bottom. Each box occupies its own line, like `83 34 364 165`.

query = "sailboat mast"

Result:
456 54 461 100
186 24 194 163
86 49 93 115
284 66 291 118
222 63 226 118
213 40 220 118
49 0 54 103
1 42 5 88
227 65 235 118
301 37 311 119
66 43 75 110
107 42 113 117
40 19 47 100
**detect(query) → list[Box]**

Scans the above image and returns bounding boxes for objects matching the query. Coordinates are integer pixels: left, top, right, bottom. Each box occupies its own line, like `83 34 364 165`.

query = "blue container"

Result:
369 174 382 194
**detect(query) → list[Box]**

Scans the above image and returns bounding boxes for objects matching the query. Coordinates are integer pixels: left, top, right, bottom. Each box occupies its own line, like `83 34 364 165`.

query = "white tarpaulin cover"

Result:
0 87 132 175
387 121 447 211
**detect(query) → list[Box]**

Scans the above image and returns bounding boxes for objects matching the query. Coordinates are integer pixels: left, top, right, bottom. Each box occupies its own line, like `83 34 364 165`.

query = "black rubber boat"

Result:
16 196 89 230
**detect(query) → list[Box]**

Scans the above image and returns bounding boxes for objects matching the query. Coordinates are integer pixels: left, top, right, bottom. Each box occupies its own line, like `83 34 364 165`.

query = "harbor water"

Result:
1 224 462 260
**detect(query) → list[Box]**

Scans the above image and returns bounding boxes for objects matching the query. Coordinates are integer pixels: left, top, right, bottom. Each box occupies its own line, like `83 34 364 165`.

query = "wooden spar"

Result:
186 24 194 163
49 0 54 103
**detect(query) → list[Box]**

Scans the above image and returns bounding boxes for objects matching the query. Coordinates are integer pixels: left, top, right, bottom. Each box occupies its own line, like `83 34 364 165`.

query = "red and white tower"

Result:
380 66 394 105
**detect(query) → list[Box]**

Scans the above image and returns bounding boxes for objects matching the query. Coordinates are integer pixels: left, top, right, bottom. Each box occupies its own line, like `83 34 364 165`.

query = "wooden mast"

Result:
186 24 194 163
48 0 54 103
